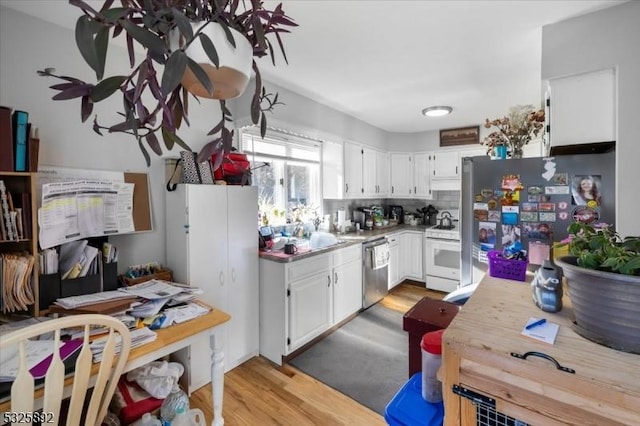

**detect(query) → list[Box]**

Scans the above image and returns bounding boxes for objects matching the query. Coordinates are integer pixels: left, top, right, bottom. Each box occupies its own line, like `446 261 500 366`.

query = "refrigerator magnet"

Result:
545 186 570 195
552 173 569 186
475 194 485 202
572 206 600 224
502 174 524 191
521 212 538 222
474 210 489 221
524 223 552 241
473 202 488 210
502 212 519 225
488 211 501 222
559 212 569 220
522 202 538 212
558 201 569 210
487 199 498 210
528 186 544 195
502 206 520 213
539 212 557 222
539 202 556 212
481 188 494 198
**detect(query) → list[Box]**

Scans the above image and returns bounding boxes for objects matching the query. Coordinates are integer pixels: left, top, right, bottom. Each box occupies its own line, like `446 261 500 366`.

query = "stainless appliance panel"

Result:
362 238 389 309
460 151 616 287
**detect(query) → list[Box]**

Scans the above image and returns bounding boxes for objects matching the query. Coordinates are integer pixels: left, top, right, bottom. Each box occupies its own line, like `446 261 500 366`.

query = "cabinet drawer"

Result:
287 253 331 282
332 244 361 266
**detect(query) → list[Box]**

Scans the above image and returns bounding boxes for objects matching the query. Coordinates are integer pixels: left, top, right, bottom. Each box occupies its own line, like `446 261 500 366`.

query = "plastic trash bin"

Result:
384 372 444 426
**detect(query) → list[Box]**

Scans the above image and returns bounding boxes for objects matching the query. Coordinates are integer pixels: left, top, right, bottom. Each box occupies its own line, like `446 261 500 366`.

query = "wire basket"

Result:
488 251 527 282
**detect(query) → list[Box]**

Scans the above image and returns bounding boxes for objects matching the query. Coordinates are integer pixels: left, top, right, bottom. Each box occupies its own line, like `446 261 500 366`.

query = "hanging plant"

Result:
38 0 296 166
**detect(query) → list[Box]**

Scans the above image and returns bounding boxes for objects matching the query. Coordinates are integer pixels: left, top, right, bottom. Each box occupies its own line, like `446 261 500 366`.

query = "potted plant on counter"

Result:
555 222 640 354
38 0 297 166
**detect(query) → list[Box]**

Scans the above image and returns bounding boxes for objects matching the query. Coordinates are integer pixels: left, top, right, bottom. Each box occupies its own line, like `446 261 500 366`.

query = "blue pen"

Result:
526 318 547 330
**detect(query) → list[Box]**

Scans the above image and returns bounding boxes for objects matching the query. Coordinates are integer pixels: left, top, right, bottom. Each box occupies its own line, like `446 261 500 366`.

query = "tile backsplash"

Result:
323 191 460 222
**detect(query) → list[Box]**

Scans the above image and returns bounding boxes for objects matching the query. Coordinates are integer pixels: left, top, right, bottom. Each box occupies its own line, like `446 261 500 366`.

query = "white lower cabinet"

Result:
288 270 332 350
387 234 401 289
332 244 362 324
259 244 362 365
402 231 424 281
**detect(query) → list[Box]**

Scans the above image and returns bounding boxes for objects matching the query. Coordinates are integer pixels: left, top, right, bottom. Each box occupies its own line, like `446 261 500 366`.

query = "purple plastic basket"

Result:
488 250 528 281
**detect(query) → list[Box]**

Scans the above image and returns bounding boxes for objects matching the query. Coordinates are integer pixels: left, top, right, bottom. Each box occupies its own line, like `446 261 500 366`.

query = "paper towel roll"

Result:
337 209 346 229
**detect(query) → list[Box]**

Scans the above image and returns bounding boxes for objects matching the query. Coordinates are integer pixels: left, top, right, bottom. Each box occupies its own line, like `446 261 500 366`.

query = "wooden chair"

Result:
0 314 131 426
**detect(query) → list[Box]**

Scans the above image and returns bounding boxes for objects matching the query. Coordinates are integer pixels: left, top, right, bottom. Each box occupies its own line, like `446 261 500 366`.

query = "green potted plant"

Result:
481 104 545 159
555 222 640 354
37 0 297 166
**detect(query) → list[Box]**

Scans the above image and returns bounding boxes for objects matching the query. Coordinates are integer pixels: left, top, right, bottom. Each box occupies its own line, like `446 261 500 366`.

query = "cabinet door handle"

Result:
510 351 575 374
414 186 417 194
334 271 338 284
345 183 349 193
219 271 224 286
327 275 331 287
231 268 236 283
456 166 458 175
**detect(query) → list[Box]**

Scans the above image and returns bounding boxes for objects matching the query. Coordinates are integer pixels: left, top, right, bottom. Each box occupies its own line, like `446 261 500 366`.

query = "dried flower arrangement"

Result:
481 104 545 158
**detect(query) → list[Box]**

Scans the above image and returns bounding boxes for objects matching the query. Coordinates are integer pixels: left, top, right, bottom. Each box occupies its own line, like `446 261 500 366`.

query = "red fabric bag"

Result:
110 376 163 425
211 151 251 185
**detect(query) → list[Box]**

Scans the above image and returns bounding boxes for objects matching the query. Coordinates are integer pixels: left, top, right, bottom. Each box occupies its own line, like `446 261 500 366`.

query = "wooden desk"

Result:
0 306 230 425
442 275 640 425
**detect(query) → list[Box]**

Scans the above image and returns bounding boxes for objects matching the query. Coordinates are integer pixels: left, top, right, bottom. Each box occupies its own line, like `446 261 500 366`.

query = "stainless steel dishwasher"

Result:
362 237 390 309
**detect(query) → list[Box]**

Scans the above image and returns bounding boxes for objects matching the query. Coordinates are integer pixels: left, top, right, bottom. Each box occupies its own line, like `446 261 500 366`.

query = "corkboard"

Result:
124 172 152 232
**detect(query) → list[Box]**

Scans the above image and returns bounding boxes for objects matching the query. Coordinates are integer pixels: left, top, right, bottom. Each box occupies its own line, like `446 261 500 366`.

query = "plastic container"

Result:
384 372 444 426
160 384 190 425
171 407 206 426
138 413 162 426
488 250 528 281
421 329 444 403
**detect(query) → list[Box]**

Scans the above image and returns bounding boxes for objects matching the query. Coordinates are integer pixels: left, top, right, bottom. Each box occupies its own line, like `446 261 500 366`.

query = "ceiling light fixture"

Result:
422 106 453 117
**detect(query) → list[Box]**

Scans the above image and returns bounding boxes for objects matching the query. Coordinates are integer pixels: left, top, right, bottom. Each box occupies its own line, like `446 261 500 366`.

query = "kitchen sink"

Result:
309 231 340 249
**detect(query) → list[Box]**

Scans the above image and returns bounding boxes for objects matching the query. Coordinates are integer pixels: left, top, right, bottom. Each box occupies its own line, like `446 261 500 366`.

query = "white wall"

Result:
0 7 224 271
231 79 389 150
541 1 640 237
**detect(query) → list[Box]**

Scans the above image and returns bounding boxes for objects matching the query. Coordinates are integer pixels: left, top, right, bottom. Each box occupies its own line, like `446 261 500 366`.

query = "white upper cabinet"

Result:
389 153 413 198
376 150 390 197
322 140 345 199
413 153 432 198
431 151 459 180
547 68 616 147
343 141 364 198
362 146 377 198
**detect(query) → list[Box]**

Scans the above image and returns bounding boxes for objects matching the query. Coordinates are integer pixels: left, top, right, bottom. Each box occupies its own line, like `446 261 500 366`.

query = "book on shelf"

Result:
0 106 13 172
28 126 40 172
12 110 28 172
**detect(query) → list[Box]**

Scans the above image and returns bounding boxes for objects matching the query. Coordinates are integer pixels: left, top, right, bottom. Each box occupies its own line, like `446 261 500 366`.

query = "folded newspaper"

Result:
90 327 157 362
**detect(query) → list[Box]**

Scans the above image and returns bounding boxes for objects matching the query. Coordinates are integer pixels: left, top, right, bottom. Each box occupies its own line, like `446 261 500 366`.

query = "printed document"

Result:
38 180 135 249
118 280 185 300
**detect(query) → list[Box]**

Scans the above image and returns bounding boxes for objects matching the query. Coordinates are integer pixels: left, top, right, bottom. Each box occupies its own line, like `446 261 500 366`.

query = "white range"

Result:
424 209 461 293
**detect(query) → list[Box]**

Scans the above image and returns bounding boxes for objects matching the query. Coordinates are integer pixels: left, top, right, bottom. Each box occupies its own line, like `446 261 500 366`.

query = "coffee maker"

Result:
358 207 375 230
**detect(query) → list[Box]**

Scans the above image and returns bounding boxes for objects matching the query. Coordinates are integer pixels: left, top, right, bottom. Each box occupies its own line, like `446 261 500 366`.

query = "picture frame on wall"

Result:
439 125 480 147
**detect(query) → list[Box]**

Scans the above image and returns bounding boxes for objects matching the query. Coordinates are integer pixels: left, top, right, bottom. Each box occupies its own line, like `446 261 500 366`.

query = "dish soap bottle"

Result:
160 384 189 425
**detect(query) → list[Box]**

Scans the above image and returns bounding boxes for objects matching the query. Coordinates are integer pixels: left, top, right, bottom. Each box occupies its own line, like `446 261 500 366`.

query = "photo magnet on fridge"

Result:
502 212 518 225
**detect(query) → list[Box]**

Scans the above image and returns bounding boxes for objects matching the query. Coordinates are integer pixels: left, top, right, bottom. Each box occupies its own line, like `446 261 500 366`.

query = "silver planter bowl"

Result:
556 256 640 354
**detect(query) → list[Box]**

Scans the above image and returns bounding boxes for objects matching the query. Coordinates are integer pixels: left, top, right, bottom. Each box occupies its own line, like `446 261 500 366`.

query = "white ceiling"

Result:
1 0 626 133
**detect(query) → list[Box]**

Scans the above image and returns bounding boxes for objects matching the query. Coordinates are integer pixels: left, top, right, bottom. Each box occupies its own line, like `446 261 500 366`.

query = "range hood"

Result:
550 141 615 156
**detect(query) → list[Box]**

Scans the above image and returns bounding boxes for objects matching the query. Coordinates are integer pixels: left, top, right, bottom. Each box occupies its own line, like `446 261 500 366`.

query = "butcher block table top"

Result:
441 274 640 426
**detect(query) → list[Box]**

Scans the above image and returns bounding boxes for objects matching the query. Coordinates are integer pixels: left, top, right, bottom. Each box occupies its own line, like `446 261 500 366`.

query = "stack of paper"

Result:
90 327 157 362
54 290 136 310
118 280 184 300
163 303 211 325
1 252 35 313
59 240 100 279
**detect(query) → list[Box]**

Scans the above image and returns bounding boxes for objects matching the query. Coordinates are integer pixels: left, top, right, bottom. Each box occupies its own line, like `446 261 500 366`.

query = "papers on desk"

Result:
0 339 83 382
521 317 560 345
54 290 136 309
163 303 211 324
118 280 185 300
90 327 157 362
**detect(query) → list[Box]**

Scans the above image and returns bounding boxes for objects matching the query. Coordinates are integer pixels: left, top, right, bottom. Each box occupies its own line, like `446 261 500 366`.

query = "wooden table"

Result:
0 305 230 425
442 274 640 425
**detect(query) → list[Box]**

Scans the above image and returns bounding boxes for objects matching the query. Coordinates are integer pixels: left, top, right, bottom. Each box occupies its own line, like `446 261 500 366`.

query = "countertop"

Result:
259 224 429 263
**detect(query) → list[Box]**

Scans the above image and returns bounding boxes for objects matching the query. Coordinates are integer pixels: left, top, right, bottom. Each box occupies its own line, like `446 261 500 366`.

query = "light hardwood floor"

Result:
189 282 445 425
